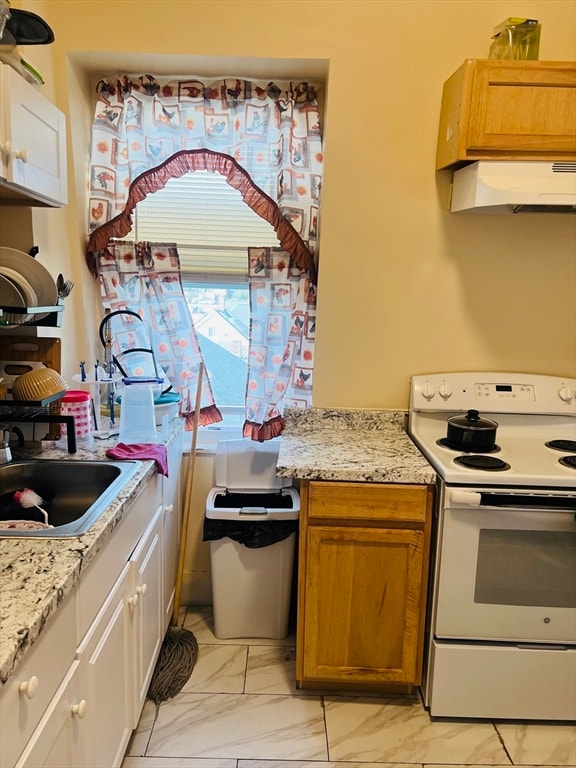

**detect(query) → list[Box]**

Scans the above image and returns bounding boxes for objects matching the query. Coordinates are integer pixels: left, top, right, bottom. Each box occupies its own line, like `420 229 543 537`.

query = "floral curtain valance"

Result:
86 75 323 282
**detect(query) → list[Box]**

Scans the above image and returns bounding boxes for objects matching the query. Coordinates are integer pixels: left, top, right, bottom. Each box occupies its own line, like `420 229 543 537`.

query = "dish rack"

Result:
0 391 76 452
0 300 64 328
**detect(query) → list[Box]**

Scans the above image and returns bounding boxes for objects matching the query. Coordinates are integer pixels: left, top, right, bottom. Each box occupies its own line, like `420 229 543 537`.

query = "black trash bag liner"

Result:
213 491 294 509
203 516 297 549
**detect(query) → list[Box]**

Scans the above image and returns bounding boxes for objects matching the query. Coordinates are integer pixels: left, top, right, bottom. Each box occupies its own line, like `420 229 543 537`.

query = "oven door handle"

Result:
449 489 576 511
449 491 482 506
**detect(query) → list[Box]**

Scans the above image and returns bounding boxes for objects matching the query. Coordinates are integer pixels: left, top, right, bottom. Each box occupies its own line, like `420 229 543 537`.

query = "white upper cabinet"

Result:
0 62 67 207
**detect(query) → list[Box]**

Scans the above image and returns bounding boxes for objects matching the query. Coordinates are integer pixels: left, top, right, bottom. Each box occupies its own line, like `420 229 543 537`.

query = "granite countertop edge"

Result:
0 424 180 686
277 407 436 485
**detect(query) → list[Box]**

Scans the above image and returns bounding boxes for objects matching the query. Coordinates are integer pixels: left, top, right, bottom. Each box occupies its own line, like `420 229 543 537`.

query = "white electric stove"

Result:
408 372 576 721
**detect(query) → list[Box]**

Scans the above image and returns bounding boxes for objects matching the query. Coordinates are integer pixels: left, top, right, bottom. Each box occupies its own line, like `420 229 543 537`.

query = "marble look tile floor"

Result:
122 606 576 768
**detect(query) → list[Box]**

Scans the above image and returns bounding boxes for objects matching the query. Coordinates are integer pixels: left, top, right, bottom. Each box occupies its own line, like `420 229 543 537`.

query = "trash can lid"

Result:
214 439 290 490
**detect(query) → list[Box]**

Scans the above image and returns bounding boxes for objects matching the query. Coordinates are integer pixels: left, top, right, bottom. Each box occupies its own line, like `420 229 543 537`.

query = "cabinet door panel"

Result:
302 526 425 684
1 63 67 205
469 63 576 152
131 505 163 720
15 661 85 768
77 563 133 768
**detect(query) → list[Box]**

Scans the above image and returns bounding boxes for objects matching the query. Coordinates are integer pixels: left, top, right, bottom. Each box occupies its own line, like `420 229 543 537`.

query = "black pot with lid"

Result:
446 409 498 452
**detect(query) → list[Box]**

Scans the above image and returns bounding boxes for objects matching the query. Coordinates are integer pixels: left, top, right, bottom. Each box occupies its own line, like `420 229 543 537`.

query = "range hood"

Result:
450 161 576 214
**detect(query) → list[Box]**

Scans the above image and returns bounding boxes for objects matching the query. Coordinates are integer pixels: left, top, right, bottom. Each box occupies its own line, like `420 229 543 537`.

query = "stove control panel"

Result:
475 383 535 401
410 372 576 415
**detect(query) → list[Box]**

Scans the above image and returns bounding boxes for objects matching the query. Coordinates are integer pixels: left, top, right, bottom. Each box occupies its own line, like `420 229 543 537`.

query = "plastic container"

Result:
56 390 94 450
204 440 300 639
118 379 158 443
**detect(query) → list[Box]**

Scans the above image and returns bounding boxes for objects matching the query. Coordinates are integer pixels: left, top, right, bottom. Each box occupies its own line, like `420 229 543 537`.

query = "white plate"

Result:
0 273 33 325
0 266 38 306
0 247 57 321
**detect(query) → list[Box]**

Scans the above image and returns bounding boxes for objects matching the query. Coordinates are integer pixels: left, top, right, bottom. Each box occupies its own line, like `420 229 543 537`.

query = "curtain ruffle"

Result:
242 415 285 442
86 149 317 284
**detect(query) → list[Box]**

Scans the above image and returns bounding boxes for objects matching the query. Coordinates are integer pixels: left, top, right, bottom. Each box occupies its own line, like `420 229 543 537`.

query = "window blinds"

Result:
133 171 280 278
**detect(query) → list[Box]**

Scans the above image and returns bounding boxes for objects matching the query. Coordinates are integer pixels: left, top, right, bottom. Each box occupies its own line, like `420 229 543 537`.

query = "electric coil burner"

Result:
546 439 576 452
454 454 510 471
408 372 576 722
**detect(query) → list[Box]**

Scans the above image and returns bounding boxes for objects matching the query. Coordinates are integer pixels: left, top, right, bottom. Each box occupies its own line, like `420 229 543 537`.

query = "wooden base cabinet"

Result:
436 59 576 170
296 481 434 689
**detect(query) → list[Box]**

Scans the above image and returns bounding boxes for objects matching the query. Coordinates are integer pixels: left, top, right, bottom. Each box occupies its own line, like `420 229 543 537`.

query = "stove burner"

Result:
546 440 576 453
454 455 510 471
437 438 500 454
559 455 576 469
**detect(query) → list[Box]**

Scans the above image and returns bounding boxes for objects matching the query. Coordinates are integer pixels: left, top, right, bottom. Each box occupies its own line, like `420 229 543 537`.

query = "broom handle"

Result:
172 362 204 626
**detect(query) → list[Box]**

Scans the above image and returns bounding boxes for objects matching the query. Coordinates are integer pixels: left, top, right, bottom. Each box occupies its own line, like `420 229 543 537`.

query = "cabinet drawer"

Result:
307 481 430 524
0 593 76 768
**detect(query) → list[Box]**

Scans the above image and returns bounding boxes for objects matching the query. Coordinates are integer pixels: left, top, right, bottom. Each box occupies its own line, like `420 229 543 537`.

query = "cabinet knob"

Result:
128 594 139 607
12 147 28 163
165 504 174 513
19 676 39 699
137 584 148 597
71 699 88 719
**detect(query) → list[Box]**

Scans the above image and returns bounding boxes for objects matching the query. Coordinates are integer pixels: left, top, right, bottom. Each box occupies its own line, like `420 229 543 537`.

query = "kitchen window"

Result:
133 170 281 413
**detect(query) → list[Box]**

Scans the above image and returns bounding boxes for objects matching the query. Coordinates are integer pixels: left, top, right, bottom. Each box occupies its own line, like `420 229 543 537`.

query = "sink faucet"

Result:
0 425 24 464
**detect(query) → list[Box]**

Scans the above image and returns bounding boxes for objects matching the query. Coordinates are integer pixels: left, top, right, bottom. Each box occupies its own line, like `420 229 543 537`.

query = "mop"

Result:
147 365 203 704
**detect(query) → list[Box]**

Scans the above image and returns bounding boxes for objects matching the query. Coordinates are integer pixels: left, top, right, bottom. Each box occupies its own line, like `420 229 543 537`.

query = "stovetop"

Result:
408 373 576 489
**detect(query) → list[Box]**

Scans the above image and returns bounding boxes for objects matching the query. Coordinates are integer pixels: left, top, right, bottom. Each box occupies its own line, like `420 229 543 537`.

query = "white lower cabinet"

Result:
130 506 163 721
2 445 183 768
14 660 86 768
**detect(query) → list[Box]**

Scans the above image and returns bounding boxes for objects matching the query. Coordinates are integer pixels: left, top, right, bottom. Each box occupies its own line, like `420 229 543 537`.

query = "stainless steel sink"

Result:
0 460 141 537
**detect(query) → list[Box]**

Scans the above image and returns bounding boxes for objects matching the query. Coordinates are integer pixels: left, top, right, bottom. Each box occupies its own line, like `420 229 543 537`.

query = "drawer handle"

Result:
128 594 139 607
71 700 88 719
19 676 39 699
165 504 174 513
137 584 148 597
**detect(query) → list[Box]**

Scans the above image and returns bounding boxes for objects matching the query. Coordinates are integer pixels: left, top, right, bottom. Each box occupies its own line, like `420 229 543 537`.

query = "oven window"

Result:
474 529 576 608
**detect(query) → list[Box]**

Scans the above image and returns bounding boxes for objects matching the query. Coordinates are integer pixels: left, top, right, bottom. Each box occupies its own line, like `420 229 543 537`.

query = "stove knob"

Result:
439 381 453 400
558 385 574 404
421 381 435 401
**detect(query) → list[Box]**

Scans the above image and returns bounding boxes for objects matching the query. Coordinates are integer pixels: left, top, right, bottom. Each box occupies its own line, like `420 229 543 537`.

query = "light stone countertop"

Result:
0 424 181 686
277 408 436 484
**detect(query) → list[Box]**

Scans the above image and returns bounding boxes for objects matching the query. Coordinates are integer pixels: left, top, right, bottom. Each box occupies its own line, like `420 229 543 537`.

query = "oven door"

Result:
435 488 576 644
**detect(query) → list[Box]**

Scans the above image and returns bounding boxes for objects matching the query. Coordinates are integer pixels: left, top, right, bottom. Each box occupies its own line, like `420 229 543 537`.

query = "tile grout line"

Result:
493 720 515 765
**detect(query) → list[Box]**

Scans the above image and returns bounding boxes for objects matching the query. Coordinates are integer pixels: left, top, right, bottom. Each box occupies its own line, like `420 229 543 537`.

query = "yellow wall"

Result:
6 0 576 409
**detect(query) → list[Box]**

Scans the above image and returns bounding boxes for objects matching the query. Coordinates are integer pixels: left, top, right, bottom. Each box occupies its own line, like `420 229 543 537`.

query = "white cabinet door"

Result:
0 595 77 768
76 562 133 768
130 503 164 721
0 62 67 206
162 438 182 629
15 661 87 768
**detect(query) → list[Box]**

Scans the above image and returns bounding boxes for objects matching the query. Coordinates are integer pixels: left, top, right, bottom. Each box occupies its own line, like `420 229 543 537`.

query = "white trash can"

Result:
204 439 300 640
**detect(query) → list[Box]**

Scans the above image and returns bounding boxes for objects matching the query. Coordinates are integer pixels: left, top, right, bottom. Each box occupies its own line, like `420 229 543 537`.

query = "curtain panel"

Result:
97 241 221 429
86 75 322 281
244 247 316 441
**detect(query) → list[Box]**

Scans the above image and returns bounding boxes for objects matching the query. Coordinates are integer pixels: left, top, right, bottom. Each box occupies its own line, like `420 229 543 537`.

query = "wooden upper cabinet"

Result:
436 59 576 170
